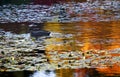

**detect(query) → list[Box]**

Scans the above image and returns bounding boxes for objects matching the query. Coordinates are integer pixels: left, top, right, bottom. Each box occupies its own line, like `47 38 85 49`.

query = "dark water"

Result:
1 68 119 77
0 23 44 34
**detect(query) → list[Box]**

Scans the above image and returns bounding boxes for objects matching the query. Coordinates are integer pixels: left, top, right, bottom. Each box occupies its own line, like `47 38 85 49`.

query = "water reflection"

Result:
0 21 120 51
44 21 120 51
30 70 56 77
0 21 120 74
1 68 120 77
0 23 29 34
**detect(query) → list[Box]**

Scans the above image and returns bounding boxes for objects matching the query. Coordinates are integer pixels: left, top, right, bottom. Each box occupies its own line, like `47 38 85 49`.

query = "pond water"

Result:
0 21 120 77
0 68 120 77
43 21 120 51
0 21 120 51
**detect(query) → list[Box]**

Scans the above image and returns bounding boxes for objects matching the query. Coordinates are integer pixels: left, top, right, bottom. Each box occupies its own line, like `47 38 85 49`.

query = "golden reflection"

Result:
56 69 74 77
44 23 62 33
76 22 92 51
109 21 120 50
44 21 120 51
44 23 76 51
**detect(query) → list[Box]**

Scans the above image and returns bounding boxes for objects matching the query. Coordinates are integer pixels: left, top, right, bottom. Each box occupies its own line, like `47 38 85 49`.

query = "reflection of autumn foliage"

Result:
111 54 120 56
96 64 120 76
75 69 87 77
56 69 74 77
44 21 120 51
46 44 72 51
75 68 100 77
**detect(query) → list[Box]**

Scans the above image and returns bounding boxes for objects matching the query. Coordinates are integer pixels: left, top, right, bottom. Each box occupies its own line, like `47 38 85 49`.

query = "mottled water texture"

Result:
1 21 120 50
0 21 120 73
0 1 120 76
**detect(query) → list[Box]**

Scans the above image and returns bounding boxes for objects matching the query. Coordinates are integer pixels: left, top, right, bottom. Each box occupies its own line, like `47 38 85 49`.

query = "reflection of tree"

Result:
0 23 29 34
56 69 74 77
19 24 28 34
75 69 88 77
96 64 120 76
109 21 120 50
61 23 76 51
13 71 24 77
44 21 120 51
75 21 120 51
90 22 112 50
78 22 93 51
44 23 62 33
44 23 76 51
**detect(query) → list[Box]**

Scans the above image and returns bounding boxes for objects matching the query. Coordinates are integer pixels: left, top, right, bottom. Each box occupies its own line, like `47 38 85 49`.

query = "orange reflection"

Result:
44 21 120 51
96 64 120 76
76 22 92 51
75 69 87 77
109 21 120 50
76 21 120 51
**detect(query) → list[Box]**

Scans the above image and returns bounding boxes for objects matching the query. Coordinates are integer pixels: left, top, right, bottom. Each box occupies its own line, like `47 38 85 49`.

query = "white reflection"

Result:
30 70 56 77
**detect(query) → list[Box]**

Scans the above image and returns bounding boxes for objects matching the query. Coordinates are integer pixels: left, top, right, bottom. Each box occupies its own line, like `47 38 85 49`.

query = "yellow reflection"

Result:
44 23 62 33
46 44 73 51
56 69 74 77
44 23 76 51
44 21 120 51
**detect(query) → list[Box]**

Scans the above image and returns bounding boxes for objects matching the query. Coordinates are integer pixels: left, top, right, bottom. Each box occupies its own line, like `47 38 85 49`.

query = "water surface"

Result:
0 21 120 76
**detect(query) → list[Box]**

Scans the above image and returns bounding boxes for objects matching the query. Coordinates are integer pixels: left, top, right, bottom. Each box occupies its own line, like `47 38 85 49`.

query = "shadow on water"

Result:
0 23 44 34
